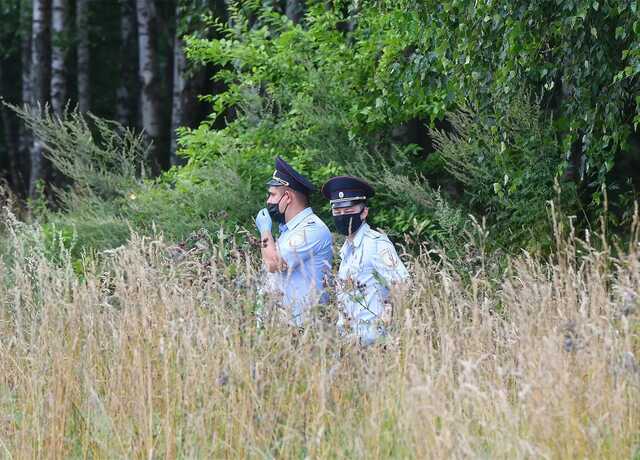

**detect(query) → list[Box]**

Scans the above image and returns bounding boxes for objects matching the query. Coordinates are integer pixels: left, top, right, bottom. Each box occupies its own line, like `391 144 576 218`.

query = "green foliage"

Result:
176 0 216 37
127 162 261 238
397 0 640 204
181 0 580 252
181 1 615 253
182 3 454 241
7 0 639 258
10 104 148 204
6 105 260 257
614 4 640 131
42 205 133 258
432 97 579 252
373 169 469 254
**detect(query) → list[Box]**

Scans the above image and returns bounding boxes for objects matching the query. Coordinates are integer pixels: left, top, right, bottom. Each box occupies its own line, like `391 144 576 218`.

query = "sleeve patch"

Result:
288 231 307 249
380 246 398 267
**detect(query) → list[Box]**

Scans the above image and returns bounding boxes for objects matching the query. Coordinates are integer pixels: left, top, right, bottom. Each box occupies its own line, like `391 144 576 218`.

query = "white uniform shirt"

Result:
336 222 409 344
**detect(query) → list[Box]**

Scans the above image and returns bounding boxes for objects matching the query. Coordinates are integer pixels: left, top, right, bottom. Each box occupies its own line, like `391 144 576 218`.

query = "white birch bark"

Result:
50 0 66 116
170 31 186 166
19 0 33 174
136 0 162 168
29 0 49 199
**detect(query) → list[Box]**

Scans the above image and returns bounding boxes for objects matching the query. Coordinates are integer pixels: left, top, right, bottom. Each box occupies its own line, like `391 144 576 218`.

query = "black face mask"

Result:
333 213 363 236
267 193 288 225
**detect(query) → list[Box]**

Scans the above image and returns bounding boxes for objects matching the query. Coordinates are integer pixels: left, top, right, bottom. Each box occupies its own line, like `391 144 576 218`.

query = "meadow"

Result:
0 208 639 459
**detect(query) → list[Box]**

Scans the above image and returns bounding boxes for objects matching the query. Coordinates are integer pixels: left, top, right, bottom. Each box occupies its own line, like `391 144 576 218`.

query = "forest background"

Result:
0 0 640 257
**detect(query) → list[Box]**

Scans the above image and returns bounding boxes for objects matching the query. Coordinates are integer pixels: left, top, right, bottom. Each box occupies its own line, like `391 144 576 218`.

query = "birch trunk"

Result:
116 0 136 127
29 0 50 199
76 0 90 113
50 0 66 116
170 31 186 166
19 0 32 186
136 0 162 170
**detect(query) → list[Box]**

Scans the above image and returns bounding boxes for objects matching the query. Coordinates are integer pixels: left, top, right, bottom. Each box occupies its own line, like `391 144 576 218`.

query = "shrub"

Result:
179 0 639 253
8 106 262 255
431 96 579 252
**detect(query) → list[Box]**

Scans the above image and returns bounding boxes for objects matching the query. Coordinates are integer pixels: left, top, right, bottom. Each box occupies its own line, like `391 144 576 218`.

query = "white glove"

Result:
255 208 272 234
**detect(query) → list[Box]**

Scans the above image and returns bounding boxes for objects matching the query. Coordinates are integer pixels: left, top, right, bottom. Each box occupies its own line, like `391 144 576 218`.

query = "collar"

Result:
280 207 313 233
339 222 369 258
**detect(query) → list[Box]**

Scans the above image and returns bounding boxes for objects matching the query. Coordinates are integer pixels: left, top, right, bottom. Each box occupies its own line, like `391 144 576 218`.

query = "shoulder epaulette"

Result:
365 226 384 239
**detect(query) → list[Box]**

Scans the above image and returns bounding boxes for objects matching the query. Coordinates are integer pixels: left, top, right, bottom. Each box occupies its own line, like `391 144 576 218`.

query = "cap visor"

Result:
266 178 285 187
331 200 365 209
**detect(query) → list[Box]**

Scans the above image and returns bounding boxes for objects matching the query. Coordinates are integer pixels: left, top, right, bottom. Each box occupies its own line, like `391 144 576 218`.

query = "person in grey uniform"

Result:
255 157 333 326
321 175 409 346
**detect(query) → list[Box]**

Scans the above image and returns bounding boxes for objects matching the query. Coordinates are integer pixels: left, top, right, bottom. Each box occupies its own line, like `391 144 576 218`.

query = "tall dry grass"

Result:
0 209 639 459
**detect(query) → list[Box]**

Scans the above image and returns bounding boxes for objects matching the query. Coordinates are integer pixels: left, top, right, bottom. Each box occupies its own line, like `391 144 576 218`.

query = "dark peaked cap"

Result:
321 176 375 208
266 156 316 194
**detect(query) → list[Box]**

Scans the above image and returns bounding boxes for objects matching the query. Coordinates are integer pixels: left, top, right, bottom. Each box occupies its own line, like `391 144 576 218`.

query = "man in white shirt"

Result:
322 175 409 345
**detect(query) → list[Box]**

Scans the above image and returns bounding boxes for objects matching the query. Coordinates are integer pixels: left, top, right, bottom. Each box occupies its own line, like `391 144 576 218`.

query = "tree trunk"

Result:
50 0 66 116
29 0 50 199
0 107 20 192
19 0 32 196
76 0 90 113
285 0 303 24
0 64 20 191
116 0 136 127
136 0 162 172
170 30 186 166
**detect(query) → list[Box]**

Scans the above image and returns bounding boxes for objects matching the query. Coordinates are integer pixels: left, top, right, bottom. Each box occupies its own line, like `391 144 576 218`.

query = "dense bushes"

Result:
7 105 260 259
432 97 579 252
180 1 625 251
